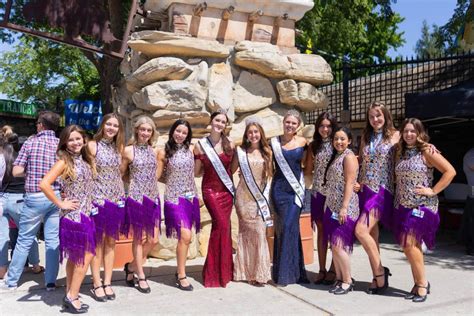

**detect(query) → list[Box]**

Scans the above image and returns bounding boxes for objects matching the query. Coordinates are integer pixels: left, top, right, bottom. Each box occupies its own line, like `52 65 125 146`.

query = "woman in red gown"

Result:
194 110 235 287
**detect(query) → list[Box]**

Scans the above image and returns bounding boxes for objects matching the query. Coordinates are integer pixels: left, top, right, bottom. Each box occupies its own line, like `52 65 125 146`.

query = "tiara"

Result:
245 116 262 126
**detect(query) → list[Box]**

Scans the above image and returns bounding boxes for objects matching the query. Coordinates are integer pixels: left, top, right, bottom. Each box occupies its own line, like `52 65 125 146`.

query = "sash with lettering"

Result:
271 137 305 208
237 147 273 227
199 137 235 197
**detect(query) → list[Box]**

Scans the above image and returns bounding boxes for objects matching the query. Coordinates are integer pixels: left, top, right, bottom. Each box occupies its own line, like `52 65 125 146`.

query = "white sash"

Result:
237 147 273 227
199 137 235 196
271 137 305 207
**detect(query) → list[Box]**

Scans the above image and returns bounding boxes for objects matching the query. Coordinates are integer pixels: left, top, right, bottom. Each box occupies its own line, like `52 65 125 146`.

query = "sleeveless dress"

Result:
233 149 271 284
311 139 333 226
322 148 360 253
393 148 439 249
59 155 96 265
271 146 308 285
196 150 234 288
92 139 126 242
125 144 161 240
163 145 200 239
358 132 395 228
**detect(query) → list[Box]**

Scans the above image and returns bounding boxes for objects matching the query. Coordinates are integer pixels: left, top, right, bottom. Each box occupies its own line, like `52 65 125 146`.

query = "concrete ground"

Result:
0 230 473 315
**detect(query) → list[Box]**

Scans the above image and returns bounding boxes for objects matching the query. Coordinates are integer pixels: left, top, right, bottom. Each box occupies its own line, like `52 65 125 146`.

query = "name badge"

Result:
183 191 195 201
117 200 125 208
90 207 99 216
411 208 424 218
331 212 339 221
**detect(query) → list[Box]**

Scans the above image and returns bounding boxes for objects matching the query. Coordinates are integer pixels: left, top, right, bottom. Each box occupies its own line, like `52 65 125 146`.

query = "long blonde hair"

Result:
128 116 158 146
241 122 273 179
57 125 96 180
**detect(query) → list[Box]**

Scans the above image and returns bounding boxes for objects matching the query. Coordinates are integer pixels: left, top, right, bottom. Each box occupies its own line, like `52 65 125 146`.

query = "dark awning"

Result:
405 80 474 121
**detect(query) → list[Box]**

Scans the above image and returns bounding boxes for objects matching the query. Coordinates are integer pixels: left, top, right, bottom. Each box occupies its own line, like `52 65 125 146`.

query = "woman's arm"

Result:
156 148 166 181
39 160 79 210
194 142 203 177
415 149 456 197
230 149 239 174
87 140 98 157
304 144 314 177
339 153 359 224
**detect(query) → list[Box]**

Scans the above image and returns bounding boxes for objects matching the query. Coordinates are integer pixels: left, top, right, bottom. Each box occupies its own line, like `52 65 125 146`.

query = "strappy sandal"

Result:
412 282 430 303
90 286 107 302
367 267 391 295
314 270 327 285
137 278 151 294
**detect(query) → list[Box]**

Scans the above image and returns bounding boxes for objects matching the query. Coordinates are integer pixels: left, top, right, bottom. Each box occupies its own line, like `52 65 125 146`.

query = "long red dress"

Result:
196 151 234 287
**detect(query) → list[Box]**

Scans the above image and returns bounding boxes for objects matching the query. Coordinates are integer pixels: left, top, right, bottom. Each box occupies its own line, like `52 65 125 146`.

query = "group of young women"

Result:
35 103 455 313
306 102 455 300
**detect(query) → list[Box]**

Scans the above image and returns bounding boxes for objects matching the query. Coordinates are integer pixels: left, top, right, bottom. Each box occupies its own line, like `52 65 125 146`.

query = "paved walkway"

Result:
1 231 473 315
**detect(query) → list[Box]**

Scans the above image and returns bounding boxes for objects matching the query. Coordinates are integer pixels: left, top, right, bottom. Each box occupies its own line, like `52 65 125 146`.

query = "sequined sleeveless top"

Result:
164 146 197 204
93 139 125 205
128 144 159 202
359 132 395 193
61 155 94 221
312 139 333 196
325 148 359 219
395 148 438 212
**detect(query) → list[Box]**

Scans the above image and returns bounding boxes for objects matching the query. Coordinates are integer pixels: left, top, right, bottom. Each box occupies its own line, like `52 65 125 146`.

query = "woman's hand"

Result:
414 185 436 197
353 182 361 193
58 198 80 211
338 207 348 224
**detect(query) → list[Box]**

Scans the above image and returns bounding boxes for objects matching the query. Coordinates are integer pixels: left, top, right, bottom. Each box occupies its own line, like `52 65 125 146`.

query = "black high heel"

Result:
176 275 194 291
62 295 88 314
328 280 342 293
367 267 391 295
412 282 430 303
124 262 135 287
404 284 417 300
334 279 355 295
137 278 151 294
103 284 116 300
90 285 107 302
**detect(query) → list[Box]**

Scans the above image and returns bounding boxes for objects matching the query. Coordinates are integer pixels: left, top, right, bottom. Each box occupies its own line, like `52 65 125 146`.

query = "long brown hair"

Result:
210 111 233 155
311 112 338 155
397 118 430 157
128 116 158 146
57 125 96 180
362 101 396 145
241 122 273 179
94 113 125 153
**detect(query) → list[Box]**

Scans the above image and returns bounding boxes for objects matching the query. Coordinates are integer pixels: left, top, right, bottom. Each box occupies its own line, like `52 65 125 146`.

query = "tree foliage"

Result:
0 36 100 108
296 0 405 67
414 20 444 57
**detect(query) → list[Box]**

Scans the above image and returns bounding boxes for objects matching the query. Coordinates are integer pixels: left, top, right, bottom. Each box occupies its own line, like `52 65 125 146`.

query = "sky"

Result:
388 0 459 58
0 0 464 100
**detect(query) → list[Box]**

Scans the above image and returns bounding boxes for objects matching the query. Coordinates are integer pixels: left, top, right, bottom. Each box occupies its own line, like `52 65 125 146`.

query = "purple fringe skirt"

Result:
322 207 357 253
59 213 96 265
164 197 200 239
311 192 326 228
358 184 394 229
392 205 440 250
123 195 161 240
92 199 126 243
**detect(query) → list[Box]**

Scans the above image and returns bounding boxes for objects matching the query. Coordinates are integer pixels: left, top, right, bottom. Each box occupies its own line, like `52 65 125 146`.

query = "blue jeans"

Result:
0 193 41 267
6 191 60 287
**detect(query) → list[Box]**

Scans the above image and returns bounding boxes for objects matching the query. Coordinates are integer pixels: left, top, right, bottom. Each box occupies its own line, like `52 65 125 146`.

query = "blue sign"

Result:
64 99 103 131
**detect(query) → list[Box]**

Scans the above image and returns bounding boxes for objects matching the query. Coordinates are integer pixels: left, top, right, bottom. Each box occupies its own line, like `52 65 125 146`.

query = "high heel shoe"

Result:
62 295 88 314
90 285 107 302
334 279 355 295
136 278 151 294
404 284 417 300
176 275 194 291
103 284 116 300
412 282 430 303
124 263 135 287
328 280 342 293
367 267 391 295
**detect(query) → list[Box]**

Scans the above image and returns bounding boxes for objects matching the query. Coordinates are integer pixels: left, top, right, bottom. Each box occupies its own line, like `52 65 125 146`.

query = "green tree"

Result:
296 0 405 67
0 36 100 108
0 0 133 113
414 20 444 57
